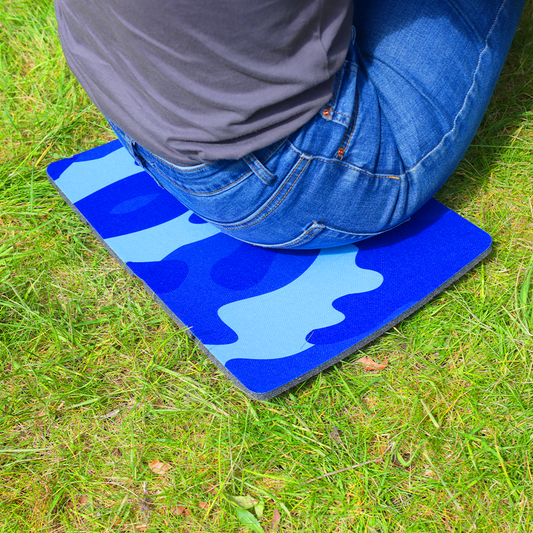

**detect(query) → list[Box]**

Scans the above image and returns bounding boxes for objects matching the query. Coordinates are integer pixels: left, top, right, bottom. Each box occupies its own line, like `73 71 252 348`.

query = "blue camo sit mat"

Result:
47 140 492 400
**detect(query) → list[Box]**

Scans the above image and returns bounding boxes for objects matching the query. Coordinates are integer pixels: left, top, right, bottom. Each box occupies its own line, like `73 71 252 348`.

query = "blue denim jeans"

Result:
109 0 525 249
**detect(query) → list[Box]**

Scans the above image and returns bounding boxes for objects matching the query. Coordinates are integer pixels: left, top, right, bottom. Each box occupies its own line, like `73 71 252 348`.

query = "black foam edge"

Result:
47 170 492 401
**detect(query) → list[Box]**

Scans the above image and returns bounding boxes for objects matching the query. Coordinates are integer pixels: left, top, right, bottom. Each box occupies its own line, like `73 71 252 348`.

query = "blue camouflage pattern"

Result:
47 141 492 398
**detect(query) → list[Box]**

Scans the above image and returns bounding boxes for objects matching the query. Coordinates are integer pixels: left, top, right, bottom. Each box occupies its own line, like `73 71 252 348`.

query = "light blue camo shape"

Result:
207 245 383 364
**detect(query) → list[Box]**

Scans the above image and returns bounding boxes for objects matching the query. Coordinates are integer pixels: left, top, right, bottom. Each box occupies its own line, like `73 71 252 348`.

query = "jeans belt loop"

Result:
130 139 165 189
129 139 144 167
243 153 277 185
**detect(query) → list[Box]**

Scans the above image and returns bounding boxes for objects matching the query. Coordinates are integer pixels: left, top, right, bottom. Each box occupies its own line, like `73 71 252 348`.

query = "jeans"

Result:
109 0 525 249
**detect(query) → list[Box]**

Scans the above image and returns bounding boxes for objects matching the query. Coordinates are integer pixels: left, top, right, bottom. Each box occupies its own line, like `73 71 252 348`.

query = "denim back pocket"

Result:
134 138 298 225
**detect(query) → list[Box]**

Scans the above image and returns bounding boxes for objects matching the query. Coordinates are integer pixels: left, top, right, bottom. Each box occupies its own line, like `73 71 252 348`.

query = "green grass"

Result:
1 1 533 531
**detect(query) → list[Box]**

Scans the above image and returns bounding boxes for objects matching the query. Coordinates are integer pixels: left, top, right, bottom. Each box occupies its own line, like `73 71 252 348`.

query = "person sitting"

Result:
55 0 525 249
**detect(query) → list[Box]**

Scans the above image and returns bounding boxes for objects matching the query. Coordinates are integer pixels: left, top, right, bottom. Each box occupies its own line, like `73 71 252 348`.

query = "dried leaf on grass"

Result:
174 506 192 517
68 495 89 510
271 508 281 531
197 501 210 510
330 426 342 443
138 482 153 521
100 401 135 420
77 495 89 507
148 459 171 475
356 356 388 371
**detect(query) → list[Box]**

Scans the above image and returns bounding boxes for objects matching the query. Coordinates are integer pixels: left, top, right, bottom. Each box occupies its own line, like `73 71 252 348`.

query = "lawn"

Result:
1 1 532 531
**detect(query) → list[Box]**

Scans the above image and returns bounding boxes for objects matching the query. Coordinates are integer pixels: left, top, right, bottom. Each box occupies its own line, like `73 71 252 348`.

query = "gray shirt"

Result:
55 0 353 165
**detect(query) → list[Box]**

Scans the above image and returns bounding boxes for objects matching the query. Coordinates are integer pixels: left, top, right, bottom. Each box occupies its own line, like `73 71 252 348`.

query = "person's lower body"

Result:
110 0 525 249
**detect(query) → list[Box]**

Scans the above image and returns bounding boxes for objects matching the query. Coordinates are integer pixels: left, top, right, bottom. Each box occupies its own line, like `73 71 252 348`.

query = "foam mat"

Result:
47 140 492 399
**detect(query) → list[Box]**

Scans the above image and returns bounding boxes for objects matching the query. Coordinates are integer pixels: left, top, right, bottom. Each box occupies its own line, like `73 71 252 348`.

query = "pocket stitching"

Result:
216 156 312 231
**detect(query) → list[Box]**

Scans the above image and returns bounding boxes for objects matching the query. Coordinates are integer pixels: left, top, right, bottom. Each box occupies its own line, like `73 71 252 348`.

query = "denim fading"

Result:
109 0 525 249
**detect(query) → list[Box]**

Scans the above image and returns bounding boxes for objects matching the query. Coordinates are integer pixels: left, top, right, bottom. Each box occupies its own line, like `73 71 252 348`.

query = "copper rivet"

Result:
323 108 330 117
337 148 345 157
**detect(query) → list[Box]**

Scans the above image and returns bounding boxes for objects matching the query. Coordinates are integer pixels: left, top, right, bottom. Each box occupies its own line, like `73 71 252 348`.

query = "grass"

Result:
1 1 533 531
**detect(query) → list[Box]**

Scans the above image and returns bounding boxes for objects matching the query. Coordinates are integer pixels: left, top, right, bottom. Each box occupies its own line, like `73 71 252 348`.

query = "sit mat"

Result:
47 140 492 400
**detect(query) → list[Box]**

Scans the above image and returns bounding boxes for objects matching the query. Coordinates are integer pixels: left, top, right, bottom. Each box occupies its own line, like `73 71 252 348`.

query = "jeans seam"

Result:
405 0 506 173
329 67 343 107
321 63 344 122
259 139 286 164
320 223 375 237
325 63 358 126
264 223 324 248
142 139 287 196
263 223 324 249
244 153 276 184
330 110 351 120
287 143 400 180
336 85 359 160
318 216 411 239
